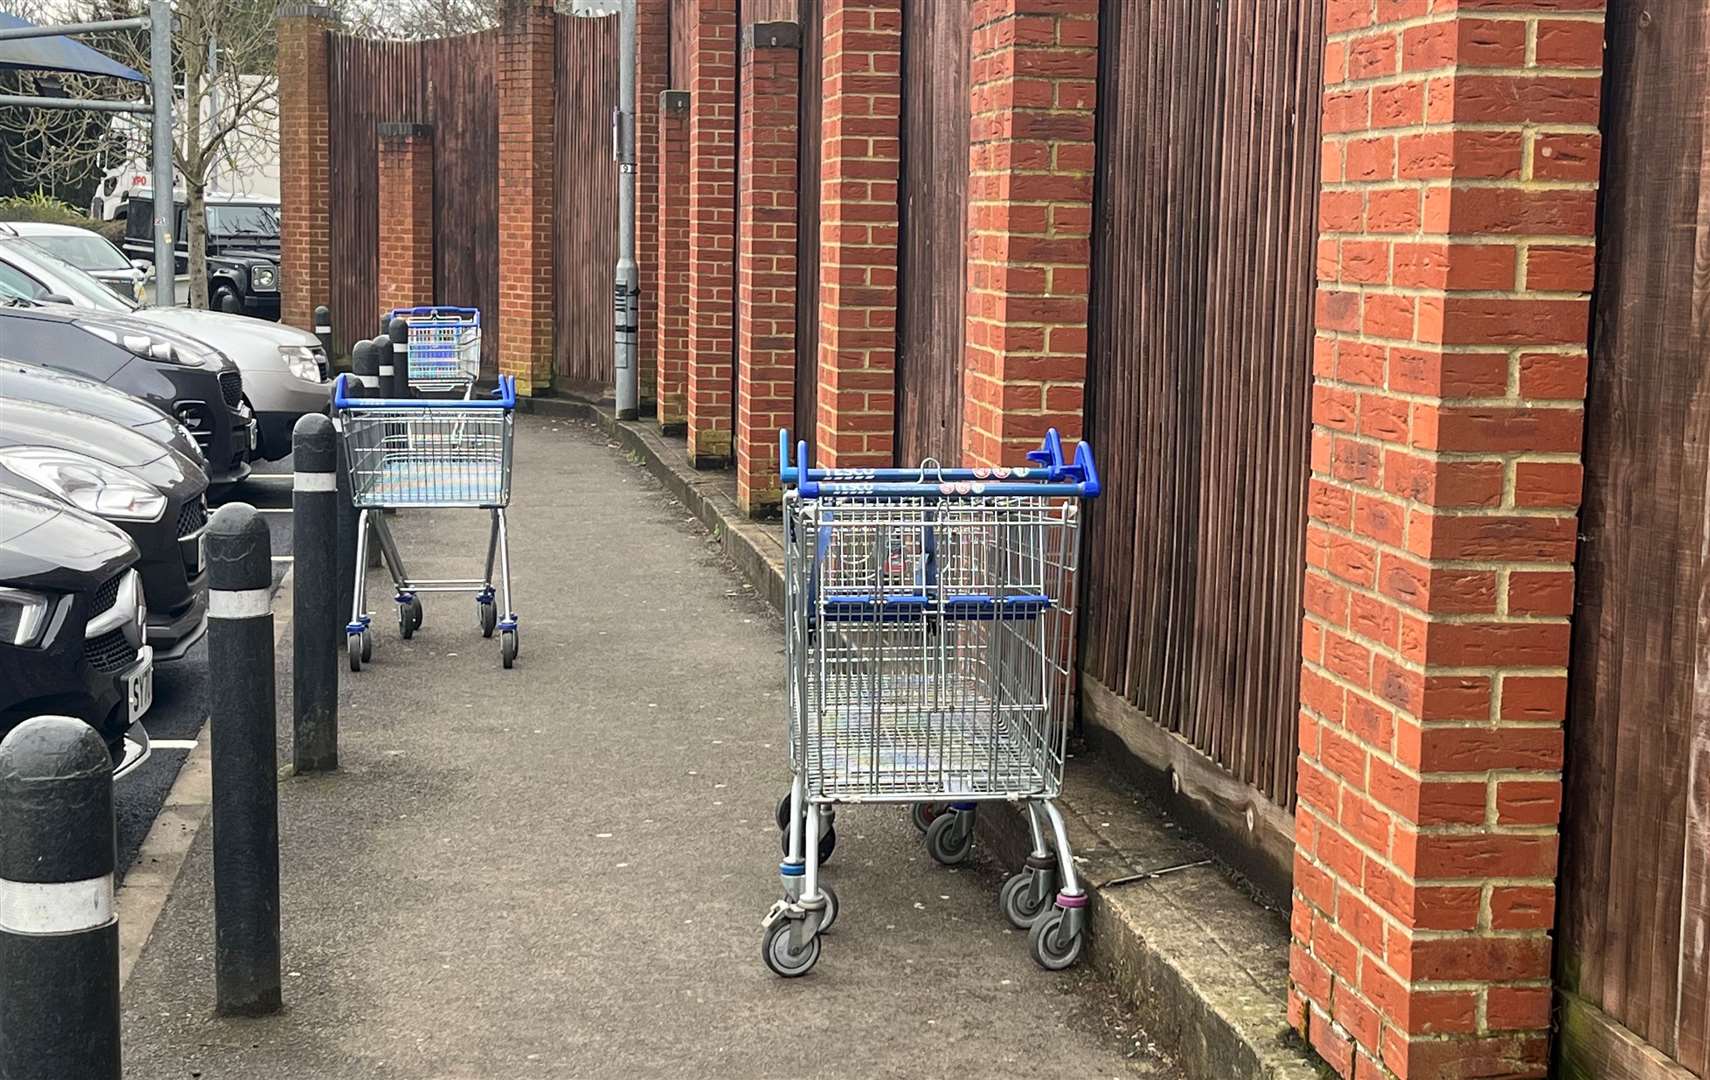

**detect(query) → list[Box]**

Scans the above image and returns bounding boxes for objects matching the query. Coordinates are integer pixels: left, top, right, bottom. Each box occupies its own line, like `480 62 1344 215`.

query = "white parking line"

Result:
256 507 293 514
149 740 198 751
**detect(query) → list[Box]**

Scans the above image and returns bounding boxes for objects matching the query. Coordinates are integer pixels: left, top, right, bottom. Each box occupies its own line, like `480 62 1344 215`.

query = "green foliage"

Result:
0 194 124 243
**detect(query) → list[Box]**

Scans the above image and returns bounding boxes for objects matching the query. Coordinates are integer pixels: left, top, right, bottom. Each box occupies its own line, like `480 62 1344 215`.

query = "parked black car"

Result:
0 296 254 484
0 486 152 773
0 358 206 468
0 400 209 661
122 192 281 320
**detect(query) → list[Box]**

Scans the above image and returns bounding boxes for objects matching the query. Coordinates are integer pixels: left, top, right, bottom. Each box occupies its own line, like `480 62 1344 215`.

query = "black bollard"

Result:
207 503 282 1017
293 414 339 773
351 338 378 394
376 331 398 400
313 304 335 369
0 716 120 1079
387 316 410 399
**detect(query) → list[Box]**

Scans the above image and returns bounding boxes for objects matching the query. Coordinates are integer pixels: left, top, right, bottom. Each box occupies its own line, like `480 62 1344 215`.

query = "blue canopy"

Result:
0 12 147 83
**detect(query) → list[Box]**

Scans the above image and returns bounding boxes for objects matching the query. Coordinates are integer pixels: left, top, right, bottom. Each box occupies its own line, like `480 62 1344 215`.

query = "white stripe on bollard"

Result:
377 365 394 376
0 875 114 934
209 588 272 619
294 472 337 492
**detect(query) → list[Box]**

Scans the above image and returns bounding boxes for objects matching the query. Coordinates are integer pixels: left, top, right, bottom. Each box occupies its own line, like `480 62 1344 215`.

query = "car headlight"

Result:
280 345 324 383
251 265 277 291
0 587 51 648
0 447 168 522
77 322 206 367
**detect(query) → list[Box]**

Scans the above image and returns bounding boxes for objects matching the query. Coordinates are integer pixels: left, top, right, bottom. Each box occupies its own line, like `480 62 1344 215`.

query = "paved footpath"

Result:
122 415 1182 1080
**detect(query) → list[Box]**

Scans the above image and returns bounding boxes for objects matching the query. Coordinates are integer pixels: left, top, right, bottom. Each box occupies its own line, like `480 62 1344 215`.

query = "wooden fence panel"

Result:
1555 4 1710 1076
793 0 822 454
552 13 620 389
1081 0 1322 811
893 0 970 467
326 32 498 370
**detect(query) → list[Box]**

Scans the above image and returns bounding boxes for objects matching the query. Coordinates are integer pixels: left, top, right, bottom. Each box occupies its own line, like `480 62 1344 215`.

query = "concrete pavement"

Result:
120 415 1182 1079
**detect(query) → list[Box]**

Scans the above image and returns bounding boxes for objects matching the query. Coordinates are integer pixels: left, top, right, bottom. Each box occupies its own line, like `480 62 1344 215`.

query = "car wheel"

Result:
212 285 240 314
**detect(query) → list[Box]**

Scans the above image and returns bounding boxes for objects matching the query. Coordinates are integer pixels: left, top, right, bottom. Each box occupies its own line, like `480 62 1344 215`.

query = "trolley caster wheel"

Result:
500 628 519 669
761 919 821 978
1029 908 1085 971
775 792 793 833
813 884 839 934
910 802 944 834
477 599 497 638
999 872 1052 929
397 596 422 639
347 634 363 672
361 629 373 663
778 821 837 864
925 809 974 866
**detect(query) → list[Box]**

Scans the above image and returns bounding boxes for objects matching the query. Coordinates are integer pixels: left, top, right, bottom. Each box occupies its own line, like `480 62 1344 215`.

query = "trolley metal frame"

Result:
762 429 1101 977
333 373 521 670
385 305 482 395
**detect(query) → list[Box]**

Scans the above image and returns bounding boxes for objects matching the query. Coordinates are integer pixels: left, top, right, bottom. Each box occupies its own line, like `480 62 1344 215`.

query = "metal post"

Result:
149 0 175 307
206 503 282 1016
613 0 640 420
314 305 335 367
333 377 358 634
0 716 120 1079
387 317 410 399
292 415 339 773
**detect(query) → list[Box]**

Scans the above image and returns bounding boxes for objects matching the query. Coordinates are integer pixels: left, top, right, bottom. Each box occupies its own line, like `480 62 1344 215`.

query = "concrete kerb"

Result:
115 568 293 989
526 390 1324 1080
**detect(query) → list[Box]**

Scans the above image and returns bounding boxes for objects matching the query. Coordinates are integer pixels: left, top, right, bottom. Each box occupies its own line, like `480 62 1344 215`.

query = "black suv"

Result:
122 193 281 320
0 298 255 484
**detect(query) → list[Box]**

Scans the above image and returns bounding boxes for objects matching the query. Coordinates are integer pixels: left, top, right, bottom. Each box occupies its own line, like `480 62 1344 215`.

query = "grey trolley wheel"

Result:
478 599 497 638
347 634 362 672
398 596 422 639
925 810 974 866
500 627 518 669
999 872 1051 929
360 629 372 663
762 920 821 978
1028 909 1084 971
910 802 943 834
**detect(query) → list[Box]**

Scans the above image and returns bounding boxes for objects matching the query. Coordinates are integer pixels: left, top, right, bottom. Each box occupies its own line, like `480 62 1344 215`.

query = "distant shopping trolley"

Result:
386 305 482 395
333 373 520 670
761 429 1101 978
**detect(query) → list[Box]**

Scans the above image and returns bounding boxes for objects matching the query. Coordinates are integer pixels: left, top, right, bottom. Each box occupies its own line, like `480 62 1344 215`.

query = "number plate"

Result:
125 647 154 723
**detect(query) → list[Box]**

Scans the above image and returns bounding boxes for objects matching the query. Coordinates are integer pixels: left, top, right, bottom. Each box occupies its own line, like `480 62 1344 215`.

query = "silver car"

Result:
0 225 329 461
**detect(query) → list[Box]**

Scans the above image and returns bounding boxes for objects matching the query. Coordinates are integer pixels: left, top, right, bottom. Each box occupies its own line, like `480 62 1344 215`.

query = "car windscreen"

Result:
28 234 131 272
0 240 137 313
207 204 279 238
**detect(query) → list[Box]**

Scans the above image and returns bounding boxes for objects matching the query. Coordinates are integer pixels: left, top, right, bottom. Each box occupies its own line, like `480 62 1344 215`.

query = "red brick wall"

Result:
813 0 901 469
655 90 692 432
497 0 557 395
635 0 670 407
735 26 800 515
685 0 739 467
276 4 335 333
1290 4 1606 1078
962 0 1098 470
376 126 435 319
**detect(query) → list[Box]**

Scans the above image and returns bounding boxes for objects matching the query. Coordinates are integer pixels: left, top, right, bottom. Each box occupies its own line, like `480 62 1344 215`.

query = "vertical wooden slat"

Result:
1555 2 1710 1074
893 0 971 467
552 13 621 389
1083 0 1320 811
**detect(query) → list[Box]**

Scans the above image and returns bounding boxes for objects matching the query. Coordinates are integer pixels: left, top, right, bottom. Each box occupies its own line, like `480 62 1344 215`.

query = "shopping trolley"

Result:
333 373 520 670
385 306 482 395
762 429 1101 977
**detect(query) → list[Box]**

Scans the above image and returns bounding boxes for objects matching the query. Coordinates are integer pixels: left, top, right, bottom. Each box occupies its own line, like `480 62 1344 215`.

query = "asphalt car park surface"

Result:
115 454 294 880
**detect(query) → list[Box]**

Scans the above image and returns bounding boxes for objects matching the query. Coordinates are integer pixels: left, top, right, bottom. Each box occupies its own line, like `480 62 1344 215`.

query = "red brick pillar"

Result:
634 0 670 410
735 22 800 515
375 123 435 318
1291 5 1606 1079
684 0 739 468
497 0 556 395
655 90 692 434
962 0 1097 470
814 0 901 469
275 3 335 333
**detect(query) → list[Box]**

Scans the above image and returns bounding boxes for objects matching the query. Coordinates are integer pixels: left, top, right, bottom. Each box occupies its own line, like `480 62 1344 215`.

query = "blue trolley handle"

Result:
778 427 1088 486
334 373 516 410
792 437 1100 500
387 305 481 324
